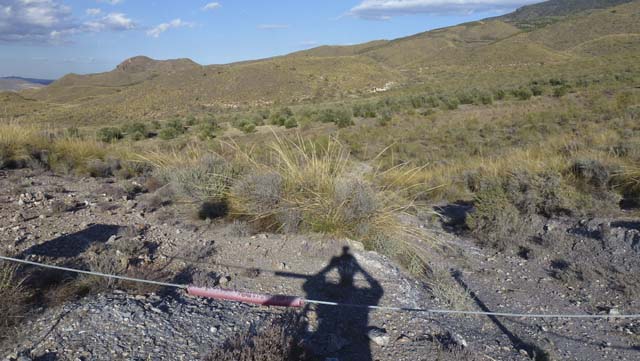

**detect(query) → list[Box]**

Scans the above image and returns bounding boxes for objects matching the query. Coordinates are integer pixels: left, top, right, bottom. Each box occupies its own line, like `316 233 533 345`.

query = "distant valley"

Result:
0 77 54 92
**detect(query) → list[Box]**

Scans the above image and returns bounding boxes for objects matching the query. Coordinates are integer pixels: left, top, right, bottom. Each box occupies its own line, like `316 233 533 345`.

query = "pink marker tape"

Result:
187 286 305 308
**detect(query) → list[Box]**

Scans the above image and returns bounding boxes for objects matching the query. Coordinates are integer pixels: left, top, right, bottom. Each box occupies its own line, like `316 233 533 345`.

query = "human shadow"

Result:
280 246 384 360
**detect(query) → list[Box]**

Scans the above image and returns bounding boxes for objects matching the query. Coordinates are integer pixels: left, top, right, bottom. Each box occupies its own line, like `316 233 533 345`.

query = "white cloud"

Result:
0 0 136 43
86 8 102 16
85 12 135 31
349 0 543 20
202 2 221 11
0 0 75 42
147 18 193 38
257 24 290 30
97 0 123 5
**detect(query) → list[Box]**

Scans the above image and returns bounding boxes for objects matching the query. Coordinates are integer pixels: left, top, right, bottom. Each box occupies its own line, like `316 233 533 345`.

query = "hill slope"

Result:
6 0 640 124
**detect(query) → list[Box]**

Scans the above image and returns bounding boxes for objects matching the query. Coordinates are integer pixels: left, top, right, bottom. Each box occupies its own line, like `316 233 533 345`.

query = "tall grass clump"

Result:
0 124 48 168
138 145 233 204
229 135 431 273
0 263 29 341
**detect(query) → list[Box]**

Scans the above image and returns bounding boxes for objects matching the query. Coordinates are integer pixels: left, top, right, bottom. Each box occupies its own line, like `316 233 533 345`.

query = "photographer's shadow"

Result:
294 246 384 360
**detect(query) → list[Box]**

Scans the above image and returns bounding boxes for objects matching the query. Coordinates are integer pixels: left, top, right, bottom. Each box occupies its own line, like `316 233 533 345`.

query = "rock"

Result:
367 327 390 347
12 213 24 222
209 326 218 333
609 308 620 316
218 276 230 286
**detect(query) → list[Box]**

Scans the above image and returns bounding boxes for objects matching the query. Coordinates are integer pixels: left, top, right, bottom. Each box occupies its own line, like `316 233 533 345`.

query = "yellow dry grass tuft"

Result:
229 133 435 274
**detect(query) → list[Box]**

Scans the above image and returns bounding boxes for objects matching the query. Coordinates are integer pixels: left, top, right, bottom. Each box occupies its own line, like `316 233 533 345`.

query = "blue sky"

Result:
0 0 542 79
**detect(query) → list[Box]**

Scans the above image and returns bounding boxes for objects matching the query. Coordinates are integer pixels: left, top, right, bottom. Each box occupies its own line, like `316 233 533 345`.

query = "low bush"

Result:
205 313 308 361
530 85 544 96
156 154 232 202
159 119 186 140
569 159 611 191
466 171 575 249
512 87 533 101
553 85 570 98
96 127 123 143
196 121 218 140
122 122 150 140
439 96 459 110
493 89 506 100
352 102 377 118
269 107 294 126
313 108 353 128
283 117 298 129
466 182 526 249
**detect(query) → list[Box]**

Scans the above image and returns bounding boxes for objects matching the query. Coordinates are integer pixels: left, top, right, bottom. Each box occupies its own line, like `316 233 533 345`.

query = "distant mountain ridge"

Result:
0 77 54 92
6 0 640 123
1 77 54 85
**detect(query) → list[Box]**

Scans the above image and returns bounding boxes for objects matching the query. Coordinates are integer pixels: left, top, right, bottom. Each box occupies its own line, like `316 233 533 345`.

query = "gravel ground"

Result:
1 169 640 360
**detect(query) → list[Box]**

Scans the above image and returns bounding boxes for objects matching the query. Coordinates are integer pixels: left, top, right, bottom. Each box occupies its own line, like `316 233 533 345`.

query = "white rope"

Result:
3 255 640 319
303 299 640 319
0 255 186 289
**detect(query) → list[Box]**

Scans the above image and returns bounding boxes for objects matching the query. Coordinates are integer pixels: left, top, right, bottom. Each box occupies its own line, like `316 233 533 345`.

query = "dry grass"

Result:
205 312 308 361
0 263 29 340
228 133 434 274
136 144 233 204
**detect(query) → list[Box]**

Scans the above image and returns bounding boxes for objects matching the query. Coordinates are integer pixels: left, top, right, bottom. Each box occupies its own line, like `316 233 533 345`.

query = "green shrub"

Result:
512 87 533 101
456 91 476 105
553 86 570 98
159 119 186 140
269 107 294 126
352 102 377 118
123 122 149 140
549 78 567 86
186 115 197 126
158 128 177 140
477 91 493 105
283 117 298 129
440 96 459 110
378 109 392 126
242 122 256 133
409 95 427 108
530 85 544 96
313 108 353 127
96 127 123 143
466 182 524 249
493 89 506 100
196 119 218 140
